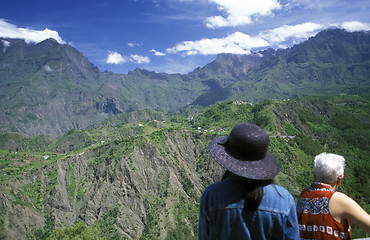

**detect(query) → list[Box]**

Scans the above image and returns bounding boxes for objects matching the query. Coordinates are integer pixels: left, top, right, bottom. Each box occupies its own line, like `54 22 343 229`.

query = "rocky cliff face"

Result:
0 127 223 239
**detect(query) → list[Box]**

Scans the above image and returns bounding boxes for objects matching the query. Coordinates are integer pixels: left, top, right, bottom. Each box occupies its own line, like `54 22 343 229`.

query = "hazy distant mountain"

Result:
0 28 369 137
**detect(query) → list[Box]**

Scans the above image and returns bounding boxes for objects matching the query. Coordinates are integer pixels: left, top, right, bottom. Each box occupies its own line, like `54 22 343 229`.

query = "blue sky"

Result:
1 0 369 74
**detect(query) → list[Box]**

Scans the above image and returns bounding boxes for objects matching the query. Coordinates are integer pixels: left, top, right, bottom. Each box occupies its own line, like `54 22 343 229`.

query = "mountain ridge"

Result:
1 28 370 137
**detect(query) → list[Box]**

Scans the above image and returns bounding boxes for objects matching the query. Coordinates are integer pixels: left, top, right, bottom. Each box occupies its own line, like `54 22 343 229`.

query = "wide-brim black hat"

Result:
209 123 279 180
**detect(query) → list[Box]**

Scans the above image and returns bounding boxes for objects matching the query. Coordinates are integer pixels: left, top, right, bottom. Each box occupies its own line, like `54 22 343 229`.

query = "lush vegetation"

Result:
0 95 369 239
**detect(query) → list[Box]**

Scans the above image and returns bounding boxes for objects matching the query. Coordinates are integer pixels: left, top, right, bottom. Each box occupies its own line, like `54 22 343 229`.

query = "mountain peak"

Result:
37 38 62 47
0 29 369 137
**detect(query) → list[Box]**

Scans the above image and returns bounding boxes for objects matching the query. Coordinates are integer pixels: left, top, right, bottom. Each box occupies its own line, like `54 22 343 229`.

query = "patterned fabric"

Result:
297 197 330 215
296 182 351 240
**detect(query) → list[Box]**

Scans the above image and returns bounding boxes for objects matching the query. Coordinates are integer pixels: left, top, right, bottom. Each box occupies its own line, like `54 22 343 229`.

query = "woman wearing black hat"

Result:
198 123 299 240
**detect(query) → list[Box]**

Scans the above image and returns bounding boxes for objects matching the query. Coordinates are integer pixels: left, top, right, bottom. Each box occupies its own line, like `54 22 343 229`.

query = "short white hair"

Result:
314 152 345 184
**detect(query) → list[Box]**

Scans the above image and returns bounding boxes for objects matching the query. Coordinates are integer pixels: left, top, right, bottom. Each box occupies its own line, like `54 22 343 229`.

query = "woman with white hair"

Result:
297 152 370 239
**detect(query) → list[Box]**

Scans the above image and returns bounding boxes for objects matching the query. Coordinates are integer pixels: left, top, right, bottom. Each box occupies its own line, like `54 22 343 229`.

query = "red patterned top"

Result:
297 182 351 240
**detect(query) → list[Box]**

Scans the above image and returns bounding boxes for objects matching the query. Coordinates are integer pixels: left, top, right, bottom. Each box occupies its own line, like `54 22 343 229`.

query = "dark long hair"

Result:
222 170 273 212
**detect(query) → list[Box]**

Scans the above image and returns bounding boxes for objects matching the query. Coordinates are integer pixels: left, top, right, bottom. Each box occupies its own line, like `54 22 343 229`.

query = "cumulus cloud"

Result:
150 49 166 56
106 51 127 64
165 20 370 57
106 51 150 64
166 32 269 55
130 54 150 64
205 0 282 29
258 21 370 48
0 19 65 44
340 21 370 32
259 22 325 48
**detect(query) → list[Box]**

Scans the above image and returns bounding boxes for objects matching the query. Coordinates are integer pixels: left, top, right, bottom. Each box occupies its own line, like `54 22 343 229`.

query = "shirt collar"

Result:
311 182 335 191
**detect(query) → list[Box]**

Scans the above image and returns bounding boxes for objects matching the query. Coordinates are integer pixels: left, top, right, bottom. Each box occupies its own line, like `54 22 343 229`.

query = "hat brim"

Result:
209 136 280 180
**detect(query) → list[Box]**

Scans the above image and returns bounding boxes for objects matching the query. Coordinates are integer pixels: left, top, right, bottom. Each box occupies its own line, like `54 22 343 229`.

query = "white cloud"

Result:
259 22 325 48
106 51 150 64
205 0 282 29
258 21 370 48
0 19 65 44
106 51 127 64
340 21 370 32
166 32 269 55
150 49 166 56
130 54 150 64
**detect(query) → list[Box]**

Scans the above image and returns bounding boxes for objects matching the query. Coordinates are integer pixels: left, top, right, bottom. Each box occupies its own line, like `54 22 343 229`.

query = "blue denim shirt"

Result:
198 176 299 240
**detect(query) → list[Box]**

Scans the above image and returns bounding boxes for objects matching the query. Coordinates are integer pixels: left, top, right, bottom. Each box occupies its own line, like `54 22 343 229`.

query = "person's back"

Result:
198 123 299 240
296 152 370 240
199 174 298 240
297 182 351 239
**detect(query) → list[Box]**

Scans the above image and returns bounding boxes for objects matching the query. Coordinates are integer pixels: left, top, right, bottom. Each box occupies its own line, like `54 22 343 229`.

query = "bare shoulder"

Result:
331 191 363 212
329 192 353 219
331 192 370 233
331 192 353 205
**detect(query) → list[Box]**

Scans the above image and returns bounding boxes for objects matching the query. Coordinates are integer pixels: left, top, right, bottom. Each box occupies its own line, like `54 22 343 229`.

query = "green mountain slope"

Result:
0 39 208 137
192 29 370 105
1 29 370 137
0 95 368 239
0 38 106 137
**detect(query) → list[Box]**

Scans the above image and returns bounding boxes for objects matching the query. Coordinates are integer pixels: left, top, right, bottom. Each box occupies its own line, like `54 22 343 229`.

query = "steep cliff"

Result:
0 124 223 239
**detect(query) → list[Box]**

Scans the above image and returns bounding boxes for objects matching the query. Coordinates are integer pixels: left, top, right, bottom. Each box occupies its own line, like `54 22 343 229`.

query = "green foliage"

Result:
45 169 58 192
66 165 75 200
50 129 95 153
166 196 198 240
94 206 120 240
0 150 62 182
148 129 168 145
191 87 230 107
89 138 137 167
190 101 254 131
298 110 324 125
141 195 162 240
30 211 55 240
0 133 50 152
251 100 275 130
65 167 87 202
46 222 103 240
295 134 323 156
178 168 197 199
0 94 369 239
22 180 45 210
77 176 86 201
